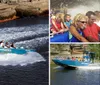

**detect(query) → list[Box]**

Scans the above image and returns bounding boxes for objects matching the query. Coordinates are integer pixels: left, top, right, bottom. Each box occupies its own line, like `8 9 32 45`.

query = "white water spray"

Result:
0 52 45 66
67 2 100 19
78 64 100 70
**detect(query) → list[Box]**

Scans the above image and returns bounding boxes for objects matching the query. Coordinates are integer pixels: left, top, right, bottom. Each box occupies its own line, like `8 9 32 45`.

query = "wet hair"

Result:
56 16 62 21
5 42 9 44
94 11 100 15
86 11 96 18
72 13 88 26
0 40 4 44
51 15 56 19
64 14 71 22
65 14 71 17
11 43 15 48
56 13 65 22
0 41 2 43
94 11 100 20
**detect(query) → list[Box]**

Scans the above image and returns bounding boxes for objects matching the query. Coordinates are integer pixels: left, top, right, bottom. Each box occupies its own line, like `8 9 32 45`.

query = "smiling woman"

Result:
69 13 88 42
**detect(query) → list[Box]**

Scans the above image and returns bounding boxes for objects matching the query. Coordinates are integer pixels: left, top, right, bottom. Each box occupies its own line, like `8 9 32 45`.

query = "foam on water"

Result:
0 23 48 50
53 66 62 69
0 52 45 66
15 36 48 49
0 17 48 67
0 25 48 41
78 64 100 70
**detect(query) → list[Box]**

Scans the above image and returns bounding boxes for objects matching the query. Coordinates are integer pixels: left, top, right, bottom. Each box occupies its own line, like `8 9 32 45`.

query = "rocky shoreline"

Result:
0 0 48 22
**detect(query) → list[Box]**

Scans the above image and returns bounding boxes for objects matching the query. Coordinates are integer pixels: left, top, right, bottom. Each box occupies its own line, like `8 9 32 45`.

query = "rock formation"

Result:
15 0 48 17
0 0 48 21
0 3 16 20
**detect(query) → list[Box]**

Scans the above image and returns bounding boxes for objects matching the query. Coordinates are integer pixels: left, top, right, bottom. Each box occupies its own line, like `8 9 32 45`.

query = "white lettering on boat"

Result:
0 49 11 52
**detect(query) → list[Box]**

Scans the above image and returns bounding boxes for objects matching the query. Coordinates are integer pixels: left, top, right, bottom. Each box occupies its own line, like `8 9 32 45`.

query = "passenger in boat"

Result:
84 57 88 62
67 57 70 60
69 13 88 42
64 14 72 29
82 58 84 61
72 57 76 60
4 42 10 48
94 11 100 27
10 43 16 48
50 12 56 28
83 11 100 42
0 40 4 48
50 14 66 35
78 57 82 61
76 57 78 61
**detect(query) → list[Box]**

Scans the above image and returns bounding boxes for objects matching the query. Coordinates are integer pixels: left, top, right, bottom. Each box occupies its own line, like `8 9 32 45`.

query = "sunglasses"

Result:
79 21 87 23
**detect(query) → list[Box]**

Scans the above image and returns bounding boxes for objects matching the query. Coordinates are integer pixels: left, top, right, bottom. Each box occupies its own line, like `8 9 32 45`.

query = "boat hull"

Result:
0 48 35 54
52 58 90 68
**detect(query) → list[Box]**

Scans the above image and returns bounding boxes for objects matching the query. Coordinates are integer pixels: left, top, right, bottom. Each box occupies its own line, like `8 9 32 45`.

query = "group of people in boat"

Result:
68 56 90 62
50 10 100 42
0 40 16 48
71 57 89 62
56 56 89 62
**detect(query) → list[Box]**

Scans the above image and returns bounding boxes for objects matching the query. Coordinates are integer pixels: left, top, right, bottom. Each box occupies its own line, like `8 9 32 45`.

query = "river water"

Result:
0 16 48 85
51 65 100 85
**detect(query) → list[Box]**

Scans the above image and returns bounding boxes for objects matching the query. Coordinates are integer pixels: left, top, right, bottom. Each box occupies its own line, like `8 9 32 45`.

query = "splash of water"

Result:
0 52 45 66
78 64 100 70
53 66 62 69
0 24 48 50
67 1 100 19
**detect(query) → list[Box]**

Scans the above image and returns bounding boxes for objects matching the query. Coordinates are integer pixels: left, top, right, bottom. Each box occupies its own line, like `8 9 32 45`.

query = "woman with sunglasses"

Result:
69 13 88 42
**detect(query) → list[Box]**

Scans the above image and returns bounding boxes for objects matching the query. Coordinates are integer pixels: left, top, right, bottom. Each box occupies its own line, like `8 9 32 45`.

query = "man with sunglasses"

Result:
83 11 100 42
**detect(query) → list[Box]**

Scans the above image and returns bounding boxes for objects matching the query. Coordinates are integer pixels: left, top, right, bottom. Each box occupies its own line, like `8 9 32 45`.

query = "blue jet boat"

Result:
0 47 35 54
52 51 95 69
52 57 90 68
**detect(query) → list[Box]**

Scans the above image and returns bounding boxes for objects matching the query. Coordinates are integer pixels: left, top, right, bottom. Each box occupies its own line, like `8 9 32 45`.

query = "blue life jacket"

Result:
64 20 72 28
69 30 83 42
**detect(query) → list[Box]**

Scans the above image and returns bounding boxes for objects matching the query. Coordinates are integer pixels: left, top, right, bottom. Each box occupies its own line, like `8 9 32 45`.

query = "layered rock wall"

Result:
0 0 48 20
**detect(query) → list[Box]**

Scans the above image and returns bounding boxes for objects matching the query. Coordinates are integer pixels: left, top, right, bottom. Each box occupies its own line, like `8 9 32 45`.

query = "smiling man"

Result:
83 11 100 42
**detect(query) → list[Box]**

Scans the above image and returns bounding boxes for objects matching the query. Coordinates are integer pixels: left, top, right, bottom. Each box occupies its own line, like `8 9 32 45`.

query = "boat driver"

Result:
10 43 16 48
